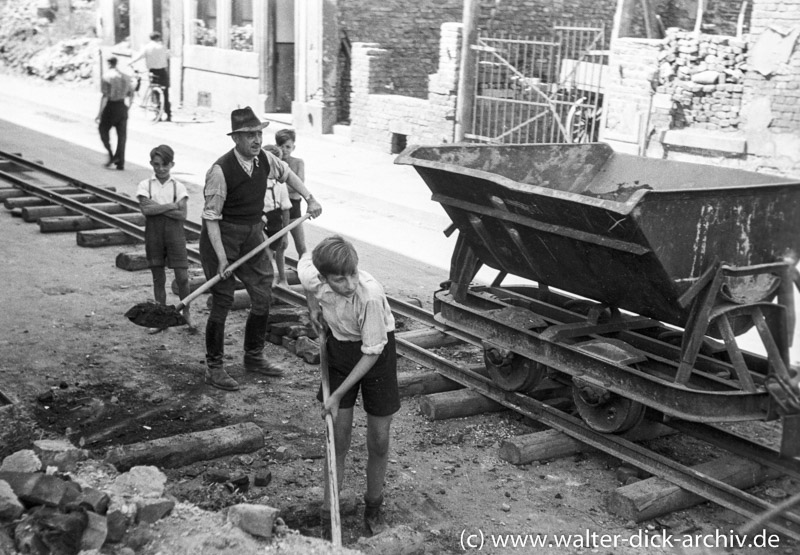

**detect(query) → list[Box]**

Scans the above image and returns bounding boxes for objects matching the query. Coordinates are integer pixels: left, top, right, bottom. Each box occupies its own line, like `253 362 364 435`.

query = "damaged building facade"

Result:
92 0 800 176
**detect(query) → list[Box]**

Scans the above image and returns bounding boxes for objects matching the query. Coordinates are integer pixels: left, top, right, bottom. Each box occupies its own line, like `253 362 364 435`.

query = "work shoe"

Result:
204 366 239 391
244 352 288 377
364 495 388 536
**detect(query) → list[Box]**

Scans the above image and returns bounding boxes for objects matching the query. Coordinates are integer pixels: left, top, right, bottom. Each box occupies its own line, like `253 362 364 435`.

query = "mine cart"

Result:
396 142 800 457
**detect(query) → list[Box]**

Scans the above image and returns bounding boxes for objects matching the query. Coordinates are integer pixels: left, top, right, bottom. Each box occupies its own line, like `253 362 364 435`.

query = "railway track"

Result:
3 150 800 541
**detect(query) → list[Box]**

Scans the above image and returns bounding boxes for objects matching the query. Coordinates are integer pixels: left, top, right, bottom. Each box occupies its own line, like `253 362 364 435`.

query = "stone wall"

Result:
348 22 460 150
656 29 746 131
337 0 617 99
603 0 800 176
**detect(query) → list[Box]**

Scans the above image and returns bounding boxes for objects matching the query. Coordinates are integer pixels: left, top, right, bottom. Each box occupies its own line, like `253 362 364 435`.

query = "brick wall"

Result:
337 0 617 99
349 23 460 150
656 30 746 132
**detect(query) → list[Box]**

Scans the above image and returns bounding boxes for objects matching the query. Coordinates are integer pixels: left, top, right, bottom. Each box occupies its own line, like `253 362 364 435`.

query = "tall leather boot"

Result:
205 320 239 391
243 313 288 377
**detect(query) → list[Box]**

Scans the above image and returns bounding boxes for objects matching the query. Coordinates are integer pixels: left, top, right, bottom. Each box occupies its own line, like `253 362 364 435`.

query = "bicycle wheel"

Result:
143 87 164 123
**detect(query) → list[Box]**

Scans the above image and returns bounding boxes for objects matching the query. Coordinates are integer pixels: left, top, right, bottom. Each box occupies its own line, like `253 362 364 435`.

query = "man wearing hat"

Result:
200 107 323 391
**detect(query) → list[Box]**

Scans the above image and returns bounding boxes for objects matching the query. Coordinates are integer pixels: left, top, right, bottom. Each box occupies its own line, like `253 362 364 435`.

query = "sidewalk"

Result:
0 72 469 287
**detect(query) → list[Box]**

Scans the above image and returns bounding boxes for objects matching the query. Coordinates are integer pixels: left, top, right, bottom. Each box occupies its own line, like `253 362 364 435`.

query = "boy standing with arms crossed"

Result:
136 145 194 332
299 235 399 538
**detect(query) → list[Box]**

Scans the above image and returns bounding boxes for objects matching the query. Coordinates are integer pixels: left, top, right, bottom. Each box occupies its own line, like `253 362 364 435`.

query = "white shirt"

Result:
298 254 395 355
264 179 291 212
138 40 169 70
136 175 188 205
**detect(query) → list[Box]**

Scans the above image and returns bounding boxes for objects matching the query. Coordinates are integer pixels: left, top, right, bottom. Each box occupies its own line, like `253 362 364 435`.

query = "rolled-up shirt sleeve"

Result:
201 164 227 221
264 151 291 183
359 298 390 355
298 254 321 292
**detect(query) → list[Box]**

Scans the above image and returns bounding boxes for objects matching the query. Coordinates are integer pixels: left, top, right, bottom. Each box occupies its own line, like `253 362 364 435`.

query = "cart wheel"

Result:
143 87 164 123
572 379 645 433
566 99 600 144
484 347 545 394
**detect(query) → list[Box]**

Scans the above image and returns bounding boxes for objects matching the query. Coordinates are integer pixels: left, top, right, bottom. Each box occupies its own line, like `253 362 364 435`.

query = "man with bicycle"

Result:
132 31 171 122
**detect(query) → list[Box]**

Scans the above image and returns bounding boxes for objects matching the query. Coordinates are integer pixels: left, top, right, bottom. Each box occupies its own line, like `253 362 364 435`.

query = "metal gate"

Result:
467 24 607 144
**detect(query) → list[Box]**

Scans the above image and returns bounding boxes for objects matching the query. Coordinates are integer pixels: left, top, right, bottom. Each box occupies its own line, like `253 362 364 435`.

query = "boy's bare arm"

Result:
284 170 322 217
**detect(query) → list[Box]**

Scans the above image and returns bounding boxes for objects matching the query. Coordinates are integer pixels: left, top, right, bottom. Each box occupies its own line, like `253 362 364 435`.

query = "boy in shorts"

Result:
262 145 292 287
275 129 308 257
298 235 399 538
136 145 194 333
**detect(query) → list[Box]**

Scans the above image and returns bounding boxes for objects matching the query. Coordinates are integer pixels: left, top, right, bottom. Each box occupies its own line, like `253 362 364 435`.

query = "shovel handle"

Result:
175 213 311 311
320 329 343 546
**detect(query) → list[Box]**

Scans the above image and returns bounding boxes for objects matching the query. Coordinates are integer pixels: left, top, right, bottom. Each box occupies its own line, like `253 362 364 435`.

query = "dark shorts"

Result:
289 198 302 220
264 209 283 250
144 215 188 268
317 332 400 417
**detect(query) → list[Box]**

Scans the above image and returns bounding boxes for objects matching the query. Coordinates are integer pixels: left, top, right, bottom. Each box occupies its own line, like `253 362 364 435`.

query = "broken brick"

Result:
136 498 175 524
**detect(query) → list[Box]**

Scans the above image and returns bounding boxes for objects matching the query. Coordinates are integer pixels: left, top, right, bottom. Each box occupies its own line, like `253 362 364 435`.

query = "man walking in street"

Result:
132 31 171 121
96 56 133 170
200 107 323 391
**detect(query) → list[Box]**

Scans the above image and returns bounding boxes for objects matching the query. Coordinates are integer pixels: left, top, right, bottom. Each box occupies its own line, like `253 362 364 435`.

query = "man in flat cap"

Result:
200 107 323 391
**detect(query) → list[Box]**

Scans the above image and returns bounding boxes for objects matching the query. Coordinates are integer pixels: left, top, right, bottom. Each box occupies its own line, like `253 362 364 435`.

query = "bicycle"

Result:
133 70 165 123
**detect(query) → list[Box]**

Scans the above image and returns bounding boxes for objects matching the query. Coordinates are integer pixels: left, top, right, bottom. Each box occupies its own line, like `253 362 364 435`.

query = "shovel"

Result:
319 328 343 546
125 214 310 329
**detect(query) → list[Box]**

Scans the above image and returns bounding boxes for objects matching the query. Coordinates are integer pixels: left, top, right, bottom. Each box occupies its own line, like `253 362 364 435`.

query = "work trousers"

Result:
98 100 128 167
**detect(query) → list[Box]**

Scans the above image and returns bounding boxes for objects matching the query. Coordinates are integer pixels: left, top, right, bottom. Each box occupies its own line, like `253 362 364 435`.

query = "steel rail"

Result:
0 167 204 262
0 151 202 234
394 339 800 540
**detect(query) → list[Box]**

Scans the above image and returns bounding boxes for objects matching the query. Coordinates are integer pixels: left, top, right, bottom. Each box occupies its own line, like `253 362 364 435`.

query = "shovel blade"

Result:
125 302 187 328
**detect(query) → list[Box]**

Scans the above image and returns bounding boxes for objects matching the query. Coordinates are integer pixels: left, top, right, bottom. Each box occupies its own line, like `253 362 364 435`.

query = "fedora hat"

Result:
227 106 269 135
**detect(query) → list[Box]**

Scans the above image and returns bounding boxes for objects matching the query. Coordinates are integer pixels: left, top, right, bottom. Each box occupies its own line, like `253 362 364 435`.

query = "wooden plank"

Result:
498 420 675 465
22 202 126 222
115 251 150 272
608 455 781 522
39 212 145 232
104 422 265 471
396 328 463 349
398 365 491 398
5 193 97 209
418 388 506 420
0 186 82 201
76 229 142 248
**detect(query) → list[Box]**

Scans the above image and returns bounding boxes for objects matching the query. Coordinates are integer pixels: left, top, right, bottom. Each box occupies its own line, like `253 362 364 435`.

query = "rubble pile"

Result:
24 37 100 82
656 29 747 131
0 440 177 554
0 439 324 554
0 0 98 83
0 0 49 71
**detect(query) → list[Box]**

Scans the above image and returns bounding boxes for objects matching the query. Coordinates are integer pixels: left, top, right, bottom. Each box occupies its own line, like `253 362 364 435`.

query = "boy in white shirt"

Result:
262 145 292 287
136 145 194 332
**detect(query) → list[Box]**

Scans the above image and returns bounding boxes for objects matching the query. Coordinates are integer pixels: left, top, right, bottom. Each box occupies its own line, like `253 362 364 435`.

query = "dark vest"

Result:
215 149 270 225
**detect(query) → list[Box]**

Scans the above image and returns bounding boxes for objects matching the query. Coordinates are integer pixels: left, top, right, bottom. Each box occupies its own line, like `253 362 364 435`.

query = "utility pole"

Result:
454 0 479 142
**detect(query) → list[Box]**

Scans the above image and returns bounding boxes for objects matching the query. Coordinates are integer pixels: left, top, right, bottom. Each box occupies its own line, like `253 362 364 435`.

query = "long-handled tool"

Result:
125 214 311 329
319 328 342 546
